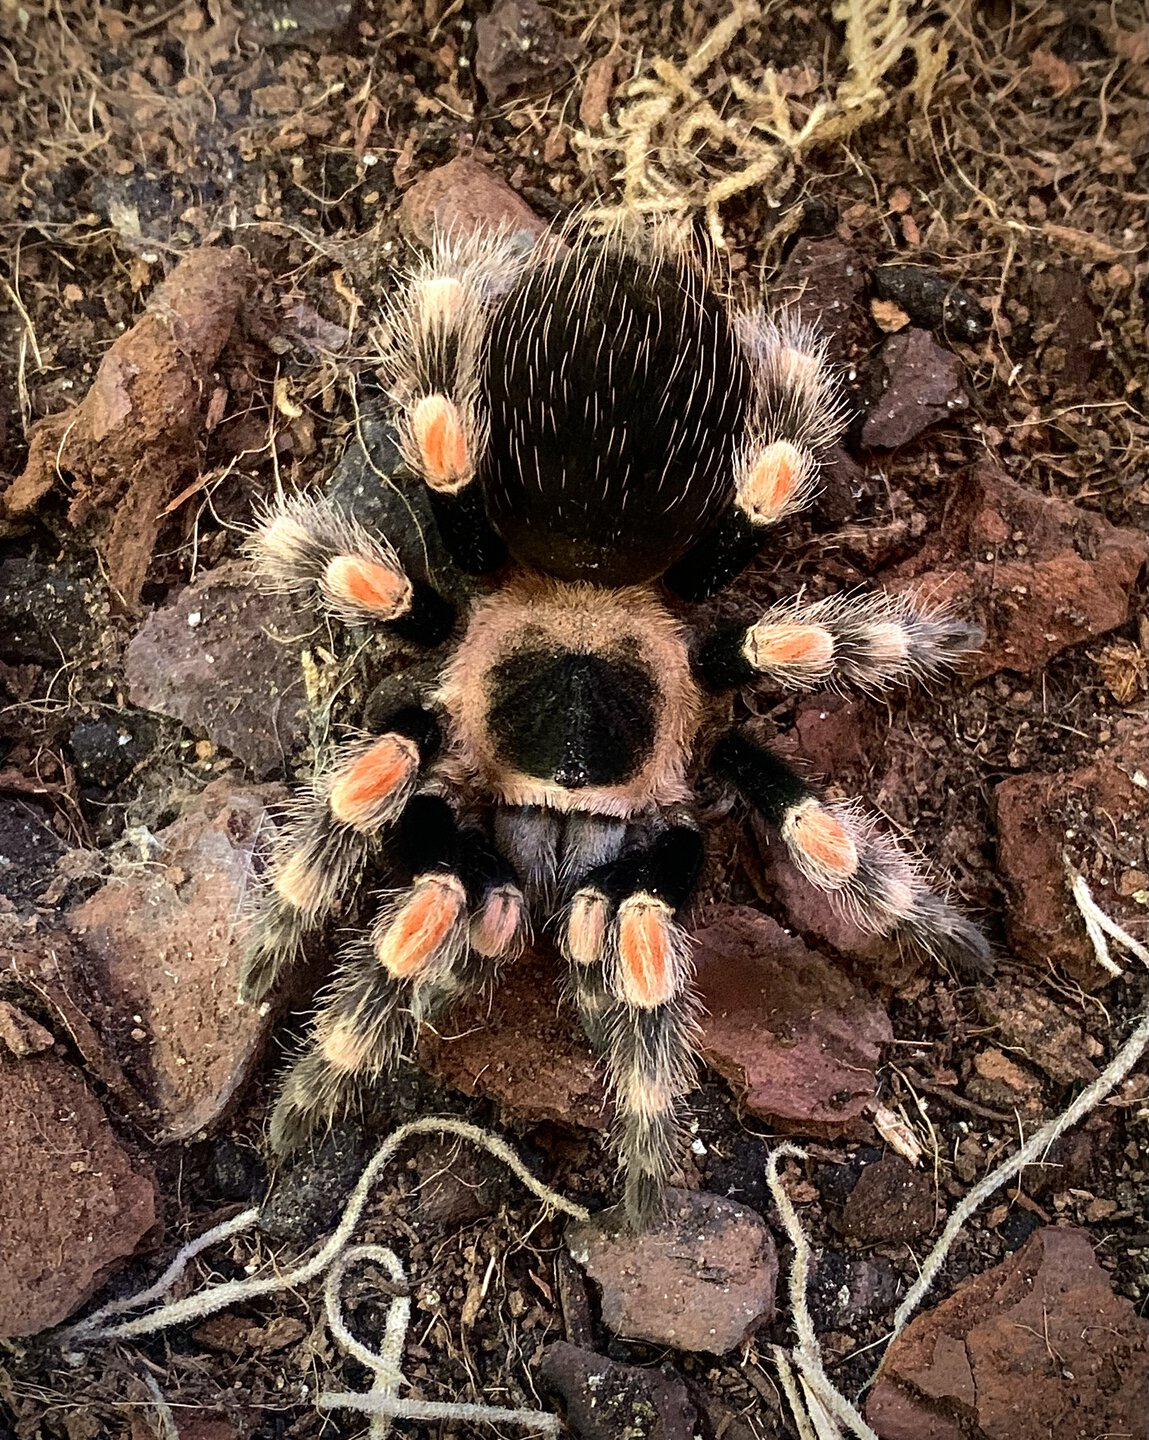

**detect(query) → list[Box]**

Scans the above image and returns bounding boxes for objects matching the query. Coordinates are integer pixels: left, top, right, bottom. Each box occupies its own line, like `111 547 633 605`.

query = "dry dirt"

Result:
0 2 1147 1438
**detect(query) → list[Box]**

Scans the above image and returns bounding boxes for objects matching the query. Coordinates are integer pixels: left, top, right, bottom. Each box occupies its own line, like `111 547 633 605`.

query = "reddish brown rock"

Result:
839 1155 935 1245
694 905 892 1130
475 0 567 103
420 949 607 1131
2 247 257 605
567 1188 777 1353
0 999 54 1056
861 328 969 449
398 156 545 247
67 779 276 1142
887 464 1147 680
867 1227 1149 1440
125 558 306 777
0 1050 156 1338
994 734 1149 984
967 1047 1044 1115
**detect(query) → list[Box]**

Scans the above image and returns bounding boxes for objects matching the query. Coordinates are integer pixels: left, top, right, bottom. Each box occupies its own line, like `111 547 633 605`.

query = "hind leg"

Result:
560 825 704 1225
710 731 991 973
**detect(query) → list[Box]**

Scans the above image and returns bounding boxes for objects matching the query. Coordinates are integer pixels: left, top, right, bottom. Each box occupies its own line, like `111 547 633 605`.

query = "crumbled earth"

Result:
0 1 1146 1437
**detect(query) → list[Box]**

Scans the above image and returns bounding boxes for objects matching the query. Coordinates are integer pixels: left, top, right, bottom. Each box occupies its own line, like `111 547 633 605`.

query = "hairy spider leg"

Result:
664 310 847 602
240 708 440 1003
696 588 985 693
710 732 991 974
380 228 535 573
246 492 454 646
268 796 527 1151
562 826 705 1225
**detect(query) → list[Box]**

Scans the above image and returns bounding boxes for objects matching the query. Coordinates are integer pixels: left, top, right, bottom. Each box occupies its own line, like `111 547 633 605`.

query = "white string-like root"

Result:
767 1145 880 1440
1066 857 1149 976
58 1118 584 1437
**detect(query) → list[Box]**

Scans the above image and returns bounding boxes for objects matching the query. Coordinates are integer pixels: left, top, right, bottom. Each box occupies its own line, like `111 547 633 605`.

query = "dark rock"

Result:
693 905 892 1131
1051 19 1109 62
0 799 66 908
839 1155 935 1245
0 555 107 667
867 1227 1149 1440
475 0 567 104
0 1050 157 1337
198 1135 268 1205
67 779 277 1142
125 559 306 777
778 237 866 355
398 156 546 248
813 445 863 524
238 0 359 48
420 949 608 1132
994 735 1149 985
567 1187 778 1353
68 712 157 790
809 1250 900 1328
412 1136 504 1225
885 464 1148 680
259 1120 371 1243
860 328 968 450
539 1341 699 1440
871 265 990 344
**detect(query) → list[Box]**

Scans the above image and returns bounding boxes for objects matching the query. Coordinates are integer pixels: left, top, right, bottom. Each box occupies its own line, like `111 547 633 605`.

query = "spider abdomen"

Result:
480 234 750 586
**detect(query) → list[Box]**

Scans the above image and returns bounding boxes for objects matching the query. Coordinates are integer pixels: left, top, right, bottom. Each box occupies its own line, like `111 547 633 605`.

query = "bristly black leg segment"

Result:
425 486 507 576
711 731 992 974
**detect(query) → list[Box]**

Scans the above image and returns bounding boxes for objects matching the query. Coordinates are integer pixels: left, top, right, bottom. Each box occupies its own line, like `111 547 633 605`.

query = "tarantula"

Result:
241 215 989 1223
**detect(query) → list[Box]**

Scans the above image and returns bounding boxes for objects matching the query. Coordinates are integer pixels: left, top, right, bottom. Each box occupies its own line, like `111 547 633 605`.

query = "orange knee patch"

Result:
375 874 465 978
785 802 859 881
322 554 411 620
411 393 470 492
471 885 525 958
738 440 807 524
567 890 609 966
616 896 679 1008
745 620 835 673
328 734 419 830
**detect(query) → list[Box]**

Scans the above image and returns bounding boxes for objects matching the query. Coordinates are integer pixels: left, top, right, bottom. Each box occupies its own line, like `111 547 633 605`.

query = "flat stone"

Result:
475 0 568 103
125 558 306 777
867 1227 1149 1440
567 1187 777 1353
419 949 608 1131
67 779 276 1142
975 981 1100 1086
994 728 1149 984
839 1155 935 1245
967 1048 1044 1115
539 1341 699 1440
886 464 1148 680
0 1050 157 1338
861 328 968 450
694 905 892 1130
398 156 545 248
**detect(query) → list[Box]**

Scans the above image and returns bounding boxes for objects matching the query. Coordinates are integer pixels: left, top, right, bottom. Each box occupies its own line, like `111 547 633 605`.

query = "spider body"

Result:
244 216 989 1223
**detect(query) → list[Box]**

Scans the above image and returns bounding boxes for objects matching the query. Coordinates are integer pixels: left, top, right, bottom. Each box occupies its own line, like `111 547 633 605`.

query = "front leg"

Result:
561 824 704 1225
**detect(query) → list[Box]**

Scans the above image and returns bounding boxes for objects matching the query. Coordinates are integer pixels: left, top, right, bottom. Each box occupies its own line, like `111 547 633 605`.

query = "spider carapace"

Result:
243 216 990 1223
